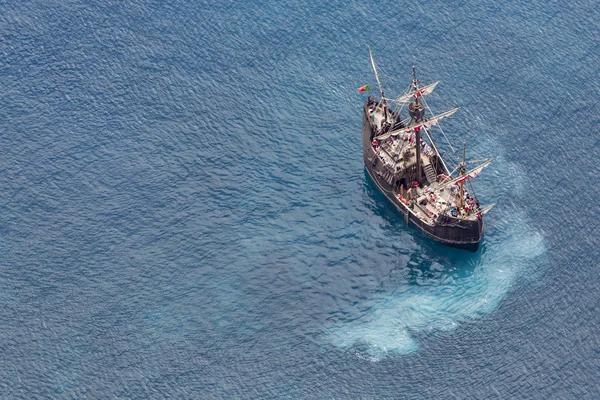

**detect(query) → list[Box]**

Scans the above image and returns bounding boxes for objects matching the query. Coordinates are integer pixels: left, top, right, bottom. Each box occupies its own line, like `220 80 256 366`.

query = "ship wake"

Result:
326 212 545 358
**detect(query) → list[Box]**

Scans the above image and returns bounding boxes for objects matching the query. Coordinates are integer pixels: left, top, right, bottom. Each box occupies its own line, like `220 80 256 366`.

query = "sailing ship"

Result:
361 48 494 251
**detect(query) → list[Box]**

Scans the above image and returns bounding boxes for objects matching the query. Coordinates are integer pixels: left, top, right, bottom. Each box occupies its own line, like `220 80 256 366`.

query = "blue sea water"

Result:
0 0 599 398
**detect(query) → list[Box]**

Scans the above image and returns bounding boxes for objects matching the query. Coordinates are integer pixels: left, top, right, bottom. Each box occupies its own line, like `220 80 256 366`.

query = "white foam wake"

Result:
327 213 545 358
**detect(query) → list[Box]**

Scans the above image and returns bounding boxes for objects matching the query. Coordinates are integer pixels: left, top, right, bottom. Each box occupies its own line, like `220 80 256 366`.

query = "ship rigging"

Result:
360 47 494 251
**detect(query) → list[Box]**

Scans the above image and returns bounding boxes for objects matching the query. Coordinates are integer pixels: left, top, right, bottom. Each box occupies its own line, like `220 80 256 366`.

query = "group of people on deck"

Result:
445 186 482 219
396 181 482 221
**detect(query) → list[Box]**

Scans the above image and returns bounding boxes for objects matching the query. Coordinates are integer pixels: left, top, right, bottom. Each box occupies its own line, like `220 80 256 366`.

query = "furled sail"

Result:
392 81 439 104
439 159 493 189
374 107 459 141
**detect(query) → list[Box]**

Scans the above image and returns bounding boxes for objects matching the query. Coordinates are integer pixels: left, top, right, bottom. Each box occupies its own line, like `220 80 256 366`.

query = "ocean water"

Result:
0 0 598 398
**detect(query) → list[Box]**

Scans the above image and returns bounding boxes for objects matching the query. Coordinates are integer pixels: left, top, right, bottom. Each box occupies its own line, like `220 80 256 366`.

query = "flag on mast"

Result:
358 84 370 92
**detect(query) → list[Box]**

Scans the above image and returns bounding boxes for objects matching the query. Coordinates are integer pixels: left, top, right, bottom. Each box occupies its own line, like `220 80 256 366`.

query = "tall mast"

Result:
458 142 466 209
408 67 425 184
368 46 386 106
411 66 418 91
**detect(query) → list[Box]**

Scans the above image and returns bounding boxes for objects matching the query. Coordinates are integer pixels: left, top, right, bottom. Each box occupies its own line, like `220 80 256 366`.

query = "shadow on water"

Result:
325 169 545 359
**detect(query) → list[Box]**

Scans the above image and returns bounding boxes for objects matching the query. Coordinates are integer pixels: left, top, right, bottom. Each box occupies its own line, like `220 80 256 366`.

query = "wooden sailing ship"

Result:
361 48 494 251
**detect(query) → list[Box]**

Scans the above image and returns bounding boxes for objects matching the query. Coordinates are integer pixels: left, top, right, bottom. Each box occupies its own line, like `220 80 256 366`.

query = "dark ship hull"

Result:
361 103 483 251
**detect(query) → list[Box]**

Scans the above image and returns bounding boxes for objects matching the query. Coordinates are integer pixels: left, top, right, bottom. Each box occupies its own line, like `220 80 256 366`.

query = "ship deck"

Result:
369 105 481 223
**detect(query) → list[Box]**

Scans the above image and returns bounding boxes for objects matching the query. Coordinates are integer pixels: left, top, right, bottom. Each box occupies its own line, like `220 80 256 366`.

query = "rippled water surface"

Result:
0 0 599 398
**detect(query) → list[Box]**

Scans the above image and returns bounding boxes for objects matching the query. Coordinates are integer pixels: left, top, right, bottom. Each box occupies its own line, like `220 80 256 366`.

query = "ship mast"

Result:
458 142 466 209
408 67 425 184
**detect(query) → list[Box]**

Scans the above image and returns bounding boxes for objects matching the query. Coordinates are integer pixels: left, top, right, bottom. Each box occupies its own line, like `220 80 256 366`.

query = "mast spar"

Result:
393 81 439 104
435 158 493 190
368 46 386 106
373 107 459 141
